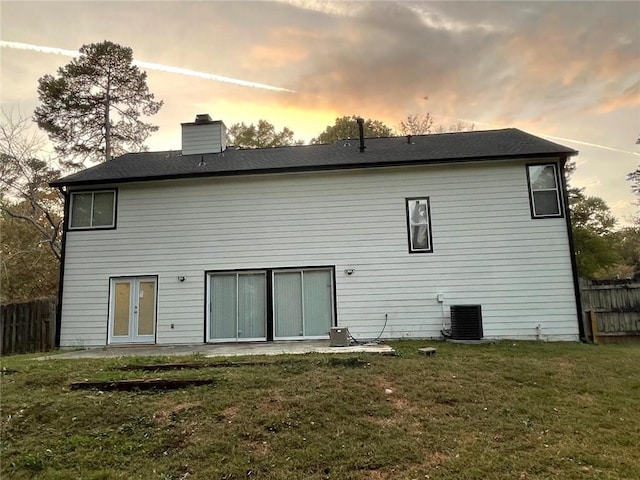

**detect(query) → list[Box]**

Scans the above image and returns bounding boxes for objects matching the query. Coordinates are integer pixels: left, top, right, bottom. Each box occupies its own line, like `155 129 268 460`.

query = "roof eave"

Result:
49 150 578 188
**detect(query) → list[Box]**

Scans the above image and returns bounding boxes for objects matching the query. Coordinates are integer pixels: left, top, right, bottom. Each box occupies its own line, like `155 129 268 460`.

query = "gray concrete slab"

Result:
41 340 395 360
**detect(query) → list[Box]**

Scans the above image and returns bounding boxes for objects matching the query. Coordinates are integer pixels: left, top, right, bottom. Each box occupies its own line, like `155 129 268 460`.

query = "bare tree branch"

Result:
0 206 61 260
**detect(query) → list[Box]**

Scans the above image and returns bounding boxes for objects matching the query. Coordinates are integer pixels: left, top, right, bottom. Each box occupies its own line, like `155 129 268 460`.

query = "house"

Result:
50 114 583 347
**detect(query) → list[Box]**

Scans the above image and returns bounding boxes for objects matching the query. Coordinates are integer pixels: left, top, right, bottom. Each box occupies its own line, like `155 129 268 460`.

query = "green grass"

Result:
1 341 639 479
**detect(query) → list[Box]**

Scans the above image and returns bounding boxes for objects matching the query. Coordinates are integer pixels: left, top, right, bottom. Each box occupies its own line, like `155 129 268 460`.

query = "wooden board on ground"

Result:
116 361 269 371
69 378 215 391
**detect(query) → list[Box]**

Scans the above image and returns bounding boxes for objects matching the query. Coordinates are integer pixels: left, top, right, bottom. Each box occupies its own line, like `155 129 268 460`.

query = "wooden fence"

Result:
580 278 640 344
1 298 57 355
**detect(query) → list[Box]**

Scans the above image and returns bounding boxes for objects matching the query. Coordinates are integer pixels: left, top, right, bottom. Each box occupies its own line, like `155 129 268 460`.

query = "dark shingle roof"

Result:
50 128 577 187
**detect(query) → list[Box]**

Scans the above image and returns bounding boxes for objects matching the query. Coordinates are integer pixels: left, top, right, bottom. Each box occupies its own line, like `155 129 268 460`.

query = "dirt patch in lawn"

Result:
221 404 241 420
153 401 202 425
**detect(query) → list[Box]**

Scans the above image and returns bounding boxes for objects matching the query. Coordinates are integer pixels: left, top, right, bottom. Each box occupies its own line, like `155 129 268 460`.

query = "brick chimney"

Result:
181 114 227 155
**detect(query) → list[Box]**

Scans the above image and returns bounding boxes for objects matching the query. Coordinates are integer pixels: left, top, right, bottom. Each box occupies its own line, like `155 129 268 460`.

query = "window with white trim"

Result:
70 190 116 229
527 164 563 218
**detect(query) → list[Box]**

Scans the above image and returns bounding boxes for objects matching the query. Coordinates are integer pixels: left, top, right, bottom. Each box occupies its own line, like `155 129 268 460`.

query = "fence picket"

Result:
11 306 17 354
0 298 57 355
580 279 640 343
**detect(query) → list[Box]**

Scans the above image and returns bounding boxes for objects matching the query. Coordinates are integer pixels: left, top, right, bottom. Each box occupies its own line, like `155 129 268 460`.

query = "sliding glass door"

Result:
273 269 332 340
209 272 266 342
207 268 333 343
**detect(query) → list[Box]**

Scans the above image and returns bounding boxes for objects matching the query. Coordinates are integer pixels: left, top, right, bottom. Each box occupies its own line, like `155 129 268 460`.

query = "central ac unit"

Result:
329 327 350 347
450 305 483 340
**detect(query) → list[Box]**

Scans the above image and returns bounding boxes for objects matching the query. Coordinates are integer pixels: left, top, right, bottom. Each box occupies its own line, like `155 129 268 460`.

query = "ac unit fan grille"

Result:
450 305 483 340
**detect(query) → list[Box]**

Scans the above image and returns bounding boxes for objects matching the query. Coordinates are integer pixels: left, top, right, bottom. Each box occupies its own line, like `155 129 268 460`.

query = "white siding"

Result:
59 160 579 346
181 122 226 155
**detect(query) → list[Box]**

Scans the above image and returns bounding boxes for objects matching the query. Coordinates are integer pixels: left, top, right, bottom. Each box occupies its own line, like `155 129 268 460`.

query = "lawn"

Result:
1 341 639 479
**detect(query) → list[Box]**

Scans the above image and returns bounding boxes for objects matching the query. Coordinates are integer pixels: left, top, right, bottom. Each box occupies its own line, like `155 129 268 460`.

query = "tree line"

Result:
1 41 639 302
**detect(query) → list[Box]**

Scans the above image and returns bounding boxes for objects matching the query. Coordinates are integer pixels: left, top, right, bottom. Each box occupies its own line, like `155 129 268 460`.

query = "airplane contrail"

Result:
0 40 295 93
432 113 640 156
537 134 640 157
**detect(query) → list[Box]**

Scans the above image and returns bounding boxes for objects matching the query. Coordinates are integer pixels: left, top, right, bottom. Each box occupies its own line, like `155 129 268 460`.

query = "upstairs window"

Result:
70 190 116 229
527 164 563 218
406 197 433 253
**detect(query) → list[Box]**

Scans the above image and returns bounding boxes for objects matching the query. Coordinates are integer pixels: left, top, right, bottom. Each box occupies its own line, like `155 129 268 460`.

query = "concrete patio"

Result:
42 340 395 360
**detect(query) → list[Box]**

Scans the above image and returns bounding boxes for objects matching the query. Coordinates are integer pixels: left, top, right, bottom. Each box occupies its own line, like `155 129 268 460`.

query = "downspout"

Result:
356 117 366 153
54 186 70 348
559 156 586 342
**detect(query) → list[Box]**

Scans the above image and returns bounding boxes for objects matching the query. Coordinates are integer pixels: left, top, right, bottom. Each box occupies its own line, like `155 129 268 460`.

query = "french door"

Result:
207 268 334 342
109 277 157 344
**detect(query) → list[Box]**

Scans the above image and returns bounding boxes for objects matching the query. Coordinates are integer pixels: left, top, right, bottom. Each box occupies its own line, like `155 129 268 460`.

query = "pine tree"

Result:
34 41 163 167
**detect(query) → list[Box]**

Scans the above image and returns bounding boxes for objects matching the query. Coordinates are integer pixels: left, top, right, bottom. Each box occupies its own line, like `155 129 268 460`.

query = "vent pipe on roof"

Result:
356 117 365 153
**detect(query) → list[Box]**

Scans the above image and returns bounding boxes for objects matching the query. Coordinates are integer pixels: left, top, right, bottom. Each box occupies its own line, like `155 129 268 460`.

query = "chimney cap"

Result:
194 113 213 124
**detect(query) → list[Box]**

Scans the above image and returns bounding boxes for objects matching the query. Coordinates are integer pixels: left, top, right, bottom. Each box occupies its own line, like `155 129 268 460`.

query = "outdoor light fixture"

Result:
178 276 186 282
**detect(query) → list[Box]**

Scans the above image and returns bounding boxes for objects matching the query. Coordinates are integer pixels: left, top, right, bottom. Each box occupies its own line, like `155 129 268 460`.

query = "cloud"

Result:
280 4 533 130
406 4 506 33
241 27 318 71
245 44 308 69
0 40 295 92
282 0 505 33
261 1 640 161
278 0 363 17
595 81 640 113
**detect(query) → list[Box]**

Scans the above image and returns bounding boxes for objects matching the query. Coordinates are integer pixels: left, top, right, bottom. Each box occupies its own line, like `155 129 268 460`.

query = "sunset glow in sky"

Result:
1 1 638 221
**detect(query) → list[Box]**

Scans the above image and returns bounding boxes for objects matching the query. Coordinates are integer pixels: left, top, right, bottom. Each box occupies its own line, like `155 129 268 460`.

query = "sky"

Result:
1 0 639 223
